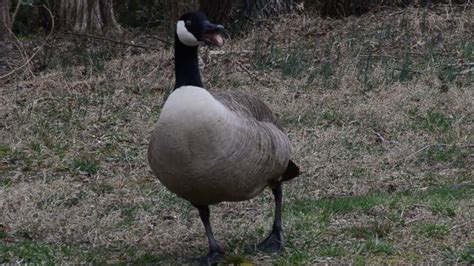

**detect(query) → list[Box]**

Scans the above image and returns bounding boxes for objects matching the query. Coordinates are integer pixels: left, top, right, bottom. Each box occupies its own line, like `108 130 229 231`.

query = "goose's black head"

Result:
176 12 224 47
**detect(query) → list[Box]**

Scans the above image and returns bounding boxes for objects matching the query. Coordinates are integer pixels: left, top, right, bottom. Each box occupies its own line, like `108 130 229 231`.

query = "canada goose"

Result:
148 11 300 264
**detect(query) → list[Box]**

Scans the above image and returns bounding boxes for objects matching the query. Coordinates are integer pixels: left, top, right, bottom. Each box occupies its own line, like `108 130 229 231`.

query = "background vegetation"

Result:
4 0 473 36
1 0 473 264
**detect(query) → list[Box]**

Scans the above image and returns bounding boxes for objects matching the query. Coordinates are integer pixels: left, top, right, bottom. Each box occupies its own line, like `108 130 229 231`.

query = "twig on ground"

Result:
403 144 432 161
447 62 474 68
401 143 450 163
412 204 429 209
234 60 260 81
459 67 474 75
448 222 468 232
394 67 423 75
65 32 163 50
147 35 173 46
405 218 421 225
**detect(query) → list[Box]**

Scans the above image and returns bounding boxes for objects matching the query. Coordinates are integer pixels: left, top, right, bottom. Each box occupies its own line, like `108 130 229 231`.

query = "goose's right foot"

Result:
195 249 224 265
257 226 284 253
193 204 225 265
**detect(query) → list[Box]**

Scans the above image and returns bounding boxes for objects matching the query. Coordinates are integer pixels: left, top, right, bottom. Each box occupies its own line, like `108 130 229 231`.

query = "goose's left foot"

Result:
257 227 284 253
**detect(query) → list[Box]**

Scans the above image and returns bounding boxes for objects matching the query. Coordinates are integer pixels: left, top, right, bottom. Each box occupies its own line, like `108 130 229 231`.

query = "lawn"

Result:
1 5 473 264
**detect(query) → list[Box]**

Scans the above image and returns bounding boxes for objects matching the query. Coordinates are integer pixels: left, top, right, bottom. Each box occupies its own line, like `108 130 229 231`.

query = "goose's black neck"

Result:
174 35 202 90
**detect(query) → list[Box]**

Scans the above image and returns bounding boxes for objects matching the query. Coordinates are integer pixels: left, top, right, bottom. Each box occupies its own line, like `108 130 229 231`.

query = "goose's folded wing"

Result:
212 92 284 131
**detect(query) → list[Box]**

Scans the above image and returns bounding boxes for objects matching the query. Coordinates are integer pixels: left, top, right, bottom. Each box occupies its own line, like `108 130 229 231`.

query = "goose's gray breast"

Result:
148 87 291 204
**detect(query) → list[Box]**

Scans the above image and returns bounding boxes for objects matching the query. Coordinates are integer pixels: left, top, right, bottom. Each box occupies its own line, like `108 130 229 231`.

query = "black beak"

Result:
202 20 224 34
201 21 225 47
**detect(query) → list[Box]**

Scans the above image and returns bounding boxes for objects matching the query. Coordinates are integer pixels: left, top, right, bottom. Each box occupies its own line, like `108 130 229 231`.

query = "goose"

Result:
148 11 300 264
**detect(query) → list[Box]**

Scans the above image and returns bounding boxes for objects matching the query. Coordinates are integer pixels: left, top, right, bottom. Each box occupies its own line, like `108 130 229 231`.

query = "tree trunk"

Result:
0 0 10 41
57 0 122 34
199 0 295 25
171 0 199 22
250 0 295 17
319 0 379 17
160 0 199 33
198 0 234 24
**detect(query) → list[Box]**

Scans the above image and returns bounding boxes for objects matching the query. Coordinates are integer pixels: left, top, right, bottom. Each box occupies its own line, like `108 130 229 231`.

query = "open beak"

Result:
201 21 224 47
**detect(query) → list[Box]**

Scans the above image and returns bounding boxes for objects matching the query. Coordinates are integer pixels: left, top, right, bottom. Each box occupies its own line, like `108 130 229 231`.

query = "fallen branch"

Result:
459 67 474 75
402 143 470 162
234 60 259 80
10 0 22 28
403 144 433 161
0 4 54 80
147 35 173 46
9 28 35 77
448 222 468 232
447 62 474 68
65 32 163 50
404 218 421 225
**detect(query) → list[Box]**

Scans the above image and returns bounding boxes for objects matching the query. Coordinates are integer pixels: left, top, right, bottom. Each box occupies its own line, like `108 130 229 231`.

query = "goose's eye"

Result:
185 20 192 26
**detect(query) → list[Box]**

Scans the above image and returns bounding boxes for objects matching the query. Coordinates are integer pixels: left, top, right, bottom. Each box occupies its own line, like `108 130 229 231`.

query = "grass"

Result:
1 242 62 264
345 221 392 239
1 5 473 265
71 158 100 176
416 223 449 238
280 43 311 78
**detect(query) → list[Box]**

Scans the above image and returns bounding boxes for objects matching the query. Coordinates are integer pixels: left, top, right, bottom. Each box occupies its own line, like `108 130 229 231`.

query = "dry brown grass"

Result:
1 6 473 264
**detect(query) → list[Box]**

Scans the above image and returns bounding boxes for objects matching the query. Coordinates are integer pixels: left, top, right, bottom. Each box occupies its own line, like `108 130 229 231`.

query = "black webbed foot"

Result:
192 204 225 265
257 183 285 253
193 249 224 265
257 227 284 253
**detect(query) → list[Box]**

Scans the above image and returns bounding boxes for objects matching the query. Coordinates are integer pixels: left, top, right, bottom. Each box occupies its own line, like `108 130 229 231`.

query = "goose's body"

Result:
148 86 291 204
147 11 299 263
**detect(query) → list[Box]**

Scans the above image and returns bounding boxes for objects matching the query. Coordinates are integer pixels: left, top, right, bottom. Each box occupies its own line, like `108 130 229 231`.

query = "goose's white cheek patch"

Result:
177 21 199 46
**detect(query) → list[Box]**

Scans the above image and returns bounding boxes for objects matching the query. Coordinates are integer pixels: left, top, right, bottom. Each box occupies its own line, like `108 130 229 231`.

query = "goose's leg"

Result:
257 182 284 253
193 204 224 264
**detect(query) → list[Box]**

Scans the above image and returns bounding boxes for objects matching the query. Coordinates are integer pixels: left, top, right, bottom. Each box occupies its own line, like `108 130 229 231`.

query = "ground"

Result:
1 5 473 264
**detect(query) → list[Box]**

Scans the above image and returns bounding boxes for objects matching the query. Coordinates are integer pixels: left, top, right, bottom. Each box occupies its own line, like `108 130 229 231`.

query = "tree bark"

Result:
171 0 199 21
57 0 122 34
319 0 379 17
198 0 234 24
0 0 11 41
250 0 295 17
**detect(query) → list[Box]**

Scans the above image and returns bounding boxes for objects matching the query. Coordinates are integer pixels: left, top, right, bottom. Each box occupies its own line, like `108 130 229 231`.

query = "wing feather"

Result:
212 91 284 131
212 91 300 183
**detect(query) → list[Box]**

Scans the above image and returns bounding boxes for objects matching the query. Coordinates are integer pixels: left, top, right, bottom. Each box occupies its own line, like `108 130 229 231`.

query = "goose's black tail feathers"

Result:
282 159 300 182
